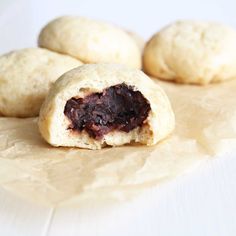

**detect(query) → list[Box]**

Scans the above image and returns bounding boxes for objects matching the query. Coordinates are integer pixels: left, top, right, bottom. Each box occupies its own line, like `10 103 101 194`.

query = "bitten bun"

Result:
39 64 175 149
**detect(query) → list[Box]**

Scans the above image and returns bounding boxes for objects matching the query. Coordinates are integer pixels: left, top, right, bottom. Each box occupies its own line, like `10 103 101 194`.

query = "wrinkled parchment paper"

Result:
0 79 236 206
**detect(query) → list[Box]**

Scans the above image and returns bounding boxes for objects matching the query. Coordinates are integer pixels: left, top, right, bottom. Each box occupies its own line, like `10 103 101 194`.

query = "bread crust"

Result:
143 21 236 85
0 48 82 117
38 16 141 69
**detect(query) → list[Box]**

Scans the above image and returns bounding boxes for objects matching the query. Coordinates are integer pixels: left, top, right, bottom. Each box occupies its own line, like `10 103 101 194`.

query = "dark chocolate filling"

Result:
64 83 151 140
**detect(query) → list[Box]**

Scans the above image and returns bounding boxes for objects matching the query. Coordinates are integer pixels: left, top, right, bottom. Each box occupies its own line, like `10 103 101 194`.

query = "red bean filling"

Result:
64 83 151 140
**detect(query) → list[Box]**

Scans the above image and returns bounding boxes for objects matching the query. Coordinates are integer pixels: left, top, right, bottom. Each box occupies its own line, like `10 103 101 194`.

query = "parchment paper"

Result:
0 79 236 206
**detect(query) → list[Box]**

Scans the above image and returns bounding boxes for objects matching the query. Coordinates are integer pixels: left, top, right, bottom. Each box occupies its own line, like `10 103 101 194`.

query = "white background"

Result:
1 0 236 53
0 0 236 235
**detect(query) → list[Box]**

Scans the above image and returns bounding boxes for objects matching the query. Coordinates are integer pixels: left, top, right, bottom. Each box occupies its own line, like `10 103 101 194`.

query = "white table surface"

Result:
0 0 236 235
1 153 236 236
